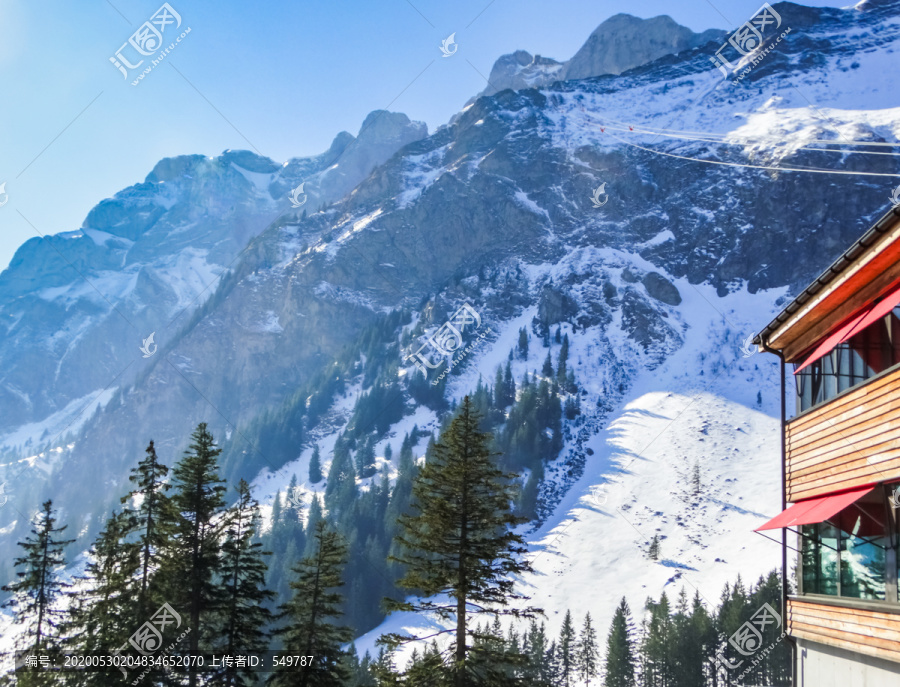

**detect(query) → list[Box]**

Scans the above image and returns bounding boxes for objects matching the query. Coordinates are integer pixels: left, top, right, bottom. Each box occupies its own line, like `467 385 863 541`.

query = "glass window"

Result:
795 308 900 413
800 488 892 601
802 522 839 596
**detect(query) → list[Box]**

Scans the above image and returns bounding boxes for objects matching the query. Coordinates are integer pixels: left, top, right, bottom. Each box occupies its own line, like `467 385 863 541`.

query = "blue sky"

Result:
0 0 851 270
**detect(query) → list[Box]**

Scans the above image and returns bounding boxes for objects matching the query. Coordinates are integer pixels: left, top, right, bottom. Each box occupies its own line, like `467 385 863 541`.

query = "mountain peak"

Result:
474 13 725 98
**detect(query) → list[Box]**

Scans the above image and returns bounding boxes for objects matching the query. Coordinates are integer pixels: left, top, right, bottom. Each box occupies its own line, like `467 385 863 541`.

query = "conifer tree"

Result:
545 640 561 686
355 436 377 479
517 328 529 360
385 397 539 686
271 520 352 687
64 510 140 686
577 612 600 686
691 461 701 496
1 500 74 656
303 494 325 557
159 423 228 687
325 436 357 520
557 335 570 386
648 534 660 561
211 479 274 687
120 439 170 616
524 620 550 686
642 593 674 687
604 598 636 687
559 610 577 687
542 351 554 378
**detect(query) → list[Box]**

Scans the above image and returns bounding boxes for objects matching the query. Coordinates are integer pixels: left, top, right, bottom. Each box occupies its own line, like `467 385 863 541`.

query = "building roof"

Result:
754 205 900 358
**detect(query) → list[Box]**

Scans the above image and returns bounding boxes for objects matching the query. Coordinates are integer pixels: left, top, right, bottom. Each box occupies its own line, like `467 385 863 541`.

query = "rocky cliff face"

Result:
1 0 899 583
473 13 725 99
561 13 724 80
0 111 426 439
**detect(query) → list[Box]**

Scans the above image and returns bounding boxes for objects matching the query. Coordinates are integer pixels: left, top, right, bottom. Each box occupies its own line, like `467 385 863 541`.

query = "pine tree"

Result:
308 444 323 484
504 361 516 406
545 640 561 686
604 598 636 687
517 327 529 360
211 479 275 687
556 335 570 387
1 500 74 656
158 422 228 687
524 620 550 686
304 494 325 557
559 610 577 687
271 520 352 687
325 435 357 520
691 462 701 496
642 593 674 687
356 436 377 479
542 351 554 378
120 439 170 617
577 612 600 686
648 534 660 561
385 397 539 686
64 510 140 686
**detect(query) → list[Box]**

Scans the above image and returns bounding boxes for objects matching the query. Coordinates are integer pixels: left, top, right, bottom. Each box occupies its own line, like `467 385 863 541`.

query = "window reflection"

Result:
800 489 893 601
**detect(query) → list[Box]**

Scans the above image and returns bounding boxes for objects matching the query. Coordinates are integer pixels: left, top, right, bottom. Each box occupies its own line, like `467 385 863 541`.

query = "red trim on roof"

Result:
755 485 875 531
793 279 900 374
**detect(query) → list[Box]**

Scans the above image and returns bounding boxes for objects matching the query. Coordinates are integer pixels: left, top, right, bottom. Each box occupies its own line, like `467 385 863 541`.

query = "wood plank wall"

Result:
788 598 900 664
786 367 900 501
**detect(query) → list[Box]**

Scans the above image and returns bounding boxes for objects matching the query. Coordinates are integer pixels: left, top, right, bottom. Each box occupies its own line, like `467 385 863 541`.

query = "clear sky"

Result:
0 0 852 271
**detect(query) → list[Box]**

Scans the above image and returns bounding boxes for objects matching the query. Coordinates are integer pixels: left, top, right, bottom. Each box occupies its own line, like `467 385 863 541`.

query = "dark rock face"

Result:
535 286 580 334
642 272 682 306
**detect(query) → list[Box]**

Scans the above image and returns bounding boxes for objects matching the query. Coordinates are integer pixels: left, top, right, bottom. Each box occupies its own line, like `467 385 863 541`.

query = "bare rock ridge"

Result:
477 13 725 98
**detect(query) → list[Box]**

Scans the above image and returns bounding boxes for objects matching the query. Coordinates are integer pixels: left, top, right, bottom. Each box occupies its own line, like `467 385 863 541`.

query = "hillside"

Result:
2 0 900 671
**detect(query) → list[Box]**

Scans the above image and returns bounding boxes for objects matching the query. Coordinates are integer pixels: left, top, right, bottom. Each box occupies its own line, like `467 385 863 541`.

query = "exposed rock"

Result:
642 272 682 306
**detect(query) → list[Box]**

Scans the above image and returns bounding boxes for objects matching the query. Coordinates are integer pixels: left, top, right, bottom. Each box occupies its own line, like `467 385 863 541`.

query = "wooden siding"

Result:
788 598 900 664
786 366 900 501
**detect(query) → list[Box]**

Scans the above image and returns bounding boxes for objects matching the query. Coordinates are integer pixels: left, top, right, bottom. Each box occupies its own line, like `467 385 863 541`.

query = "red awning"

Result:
755 485 875 531
794 281 900 374
793 309 869 374
847 280 900 341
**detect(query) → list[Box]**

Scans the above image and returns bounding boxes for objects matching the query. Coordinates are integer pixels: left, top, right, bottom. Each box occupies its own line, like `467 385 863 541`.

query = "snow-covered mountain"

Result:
0 110 426 441
2 0 900 659
474 13 725 98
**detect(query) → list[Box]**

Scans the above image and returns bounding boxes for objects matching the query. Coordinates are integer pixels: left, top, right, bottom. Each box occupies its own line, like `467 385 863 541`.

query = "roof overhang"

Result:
754 206 900 362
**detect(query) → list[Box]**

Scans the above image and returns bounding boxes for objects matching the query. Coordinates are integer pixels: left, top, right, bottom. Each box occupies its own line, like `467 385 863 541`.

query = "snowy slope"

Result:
351 275 788 662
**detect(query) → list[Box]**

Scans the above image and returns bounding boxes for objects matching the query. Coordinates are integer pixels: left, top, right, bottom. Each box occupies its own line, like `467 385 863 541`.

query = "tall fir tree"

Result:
642 593 674 687
309 444 323 483
542 351 554 378
1 500 74 658
556 335 570 387
211 479 275 687
577 612 600 686
159 423 228 687
558 610 577 687
517 327 529 360
385 396 539 686
604 598 636 687
271 520 352 687
120 439 170 617
64 510 140 686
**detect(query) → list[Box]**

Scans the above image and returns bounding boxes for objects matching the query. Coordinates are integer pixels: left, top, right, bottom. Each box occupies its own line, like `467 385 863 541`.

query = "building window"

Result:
795 307 900 413
800 487 896 602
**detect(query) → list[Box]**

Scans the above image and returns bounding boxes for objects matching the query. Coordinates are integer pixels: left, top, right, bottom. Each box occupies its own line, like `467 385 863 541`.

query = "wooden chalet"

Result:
754 205 900 684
